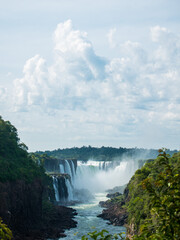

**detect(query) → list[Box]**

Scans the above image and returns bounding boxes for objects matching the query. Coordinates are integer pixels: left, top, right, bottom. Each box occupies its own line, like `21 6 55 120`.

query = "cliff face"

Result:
0 117 77 239
0 178 77 239
44 157 77 173
0 179 43 233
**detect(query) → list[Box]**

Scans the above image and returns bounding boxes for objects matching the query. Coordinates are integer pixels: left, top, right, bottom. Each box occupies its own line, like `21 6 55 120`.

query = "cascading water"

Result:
64 160 73 179
59 164 65 174
70 161 76 179
52 176 60 202
74 159 138 193
52 158 139 203
65 178 74 201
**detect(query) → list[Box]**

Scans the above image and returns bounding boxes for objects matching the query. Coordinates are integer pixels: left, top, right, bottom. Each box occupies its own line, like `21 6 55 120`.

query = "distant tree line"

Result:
36 145 177 161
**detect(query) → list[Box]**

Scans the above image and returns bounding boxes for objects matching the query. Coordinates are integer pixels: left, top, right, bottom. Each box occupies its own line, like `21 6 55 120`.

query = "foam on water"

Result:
74 159 138 193
63 193 126 240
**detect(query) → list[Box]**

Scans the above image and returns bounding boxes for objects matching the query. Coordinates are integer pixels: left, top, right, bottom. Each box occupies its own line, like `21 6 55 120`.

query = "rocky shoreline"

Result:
97 192 128 227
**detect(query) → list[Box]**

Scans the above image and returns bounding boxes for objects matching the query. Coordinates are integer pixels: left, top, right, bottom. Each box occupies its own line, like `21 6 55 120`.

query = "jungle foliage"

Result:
0 116 49 183
124 149 180 239
81 229 125 240
0 116 56 238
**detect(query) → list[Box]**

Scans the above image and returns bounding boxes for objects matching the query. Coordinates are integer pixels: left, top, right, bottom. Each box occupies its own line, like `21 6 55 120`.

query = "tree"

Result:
134 150 180 239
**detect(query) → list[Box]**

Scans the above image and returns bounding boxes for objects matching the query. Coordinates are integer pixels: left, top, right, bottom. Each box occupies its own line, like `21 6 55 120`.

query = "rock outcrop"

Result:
98 204 127 226
0 179 77 239
98 191 127 226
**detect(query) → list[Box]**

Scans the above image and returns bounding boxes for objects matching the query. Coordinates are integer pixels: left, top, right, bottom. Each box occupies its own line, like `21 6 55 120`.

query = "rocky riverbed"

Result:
98 192 128 226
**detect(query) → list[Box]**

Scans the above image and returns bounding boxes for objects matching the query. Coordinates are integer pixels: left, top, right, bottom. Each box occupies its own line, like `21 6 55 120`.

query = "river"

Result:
63 192 126 240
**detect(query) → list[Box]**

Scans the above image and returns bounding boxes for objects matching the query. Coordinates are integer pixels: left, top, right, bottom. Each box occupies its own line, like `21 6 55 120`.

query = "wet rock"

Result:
106 192 122 199
98 205 128 226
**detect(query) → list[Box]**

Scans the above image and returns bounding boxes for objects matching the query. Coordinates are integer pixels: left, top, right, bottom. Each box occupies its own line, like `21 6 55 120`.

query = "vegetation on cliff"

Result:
0 116 49 183
126 150 180 239
101 150 180 239
0 116 77 239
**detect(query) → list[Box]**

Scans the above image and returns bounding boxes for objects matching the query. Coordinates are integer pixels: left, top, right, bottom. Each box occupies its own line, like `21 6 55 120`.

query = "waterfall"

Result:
65 178 74 201
59 164 65 173
70 161 76 179
64 160 73 180
51 160 76 203
51 158 139 203
74 159 138 193
52 176 60 201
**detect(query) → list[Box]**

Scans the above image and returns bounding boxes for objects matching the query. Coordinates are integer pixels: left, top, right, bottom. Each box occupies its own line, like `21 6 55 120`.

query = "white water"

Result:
71 161 76 179
74 160 138 193
63 193 126 240
64 160 73 180
52 176 60 202
65 178 74 201
53 159 139 202
59 164 65 174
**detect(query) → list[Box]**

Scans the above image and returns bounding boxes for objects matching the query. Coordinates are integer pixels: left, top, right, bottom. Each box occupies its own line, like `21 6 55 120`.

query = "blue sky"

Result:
0 0 180 151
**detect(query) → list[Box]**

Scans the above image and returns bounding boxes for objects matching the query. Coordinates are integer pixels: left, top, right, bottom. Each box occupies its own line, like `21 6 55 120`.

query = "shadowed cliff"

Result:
0 116 77 239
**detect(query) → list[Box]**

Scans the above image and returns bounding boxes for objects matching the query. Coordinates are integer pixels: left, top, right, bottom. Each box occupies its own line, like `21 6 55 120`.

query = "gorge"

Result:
1 116 179 239
46 158 139 204
44 156 141 239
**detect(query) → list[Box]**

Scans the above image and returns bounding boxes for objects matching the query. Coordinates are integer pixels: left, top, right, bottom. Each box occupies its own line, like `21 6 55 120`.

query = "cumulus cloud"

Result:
13 55 49 111
151 26 170 43
13 20 108 112
53 19 107 81
151 26 180 65
11 21 180 149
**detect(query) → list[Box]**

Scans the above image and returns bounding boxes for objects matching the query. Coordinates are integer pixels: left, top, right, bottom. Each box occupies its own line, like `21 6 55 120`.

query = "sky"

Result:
0 0 180 151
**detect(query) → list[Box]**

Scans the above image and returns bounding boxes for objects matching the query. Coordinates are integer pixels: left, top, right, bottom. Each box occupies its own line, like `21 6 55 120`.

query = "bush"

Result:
81 229 125 240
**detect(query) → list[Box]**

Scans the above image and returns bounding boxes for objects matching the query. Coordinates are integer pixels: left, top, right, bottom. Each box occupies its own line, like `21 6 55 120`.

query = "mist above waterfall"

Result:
50 157 139 203
74 159 139 193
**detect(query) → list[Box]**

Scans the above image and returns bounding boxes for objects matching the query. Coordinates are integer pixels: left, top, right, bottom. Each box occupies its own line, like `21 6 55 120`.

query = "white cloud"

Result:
107 28 117 48
13 55 49 111
10 21 180 150
151 26 169 43
0 87 7 100
53 19 107 81
151 26 180 65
